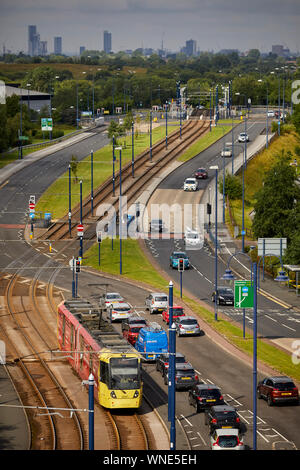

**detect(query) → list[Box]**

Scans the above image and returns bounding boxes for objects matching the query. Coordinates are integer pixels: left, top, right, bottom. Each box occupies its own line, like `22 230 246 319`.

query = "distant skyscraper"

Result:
54 37 62 55
28 25 39 56
185 39 197 57
80 46 86 55
103 30 112 54
40 41 48 56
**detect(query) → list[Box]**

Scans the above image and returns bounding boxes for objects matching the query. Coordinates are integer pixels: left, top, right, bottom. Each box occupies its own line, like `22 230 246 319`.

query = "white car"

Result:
99 292 124 310
108 302 132 322
145 292 168 314
184 178 198 191
238 132 249 143
267 110 275 118
210 429 245 450
184 230 203 249
221 147 232 157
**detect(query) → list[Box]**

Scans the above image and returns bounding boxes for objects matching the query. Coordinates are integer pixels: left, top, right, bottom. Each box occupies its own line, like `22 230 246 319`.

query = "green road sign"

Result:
41 118 53 131
234 280 254 309
19 135 29 141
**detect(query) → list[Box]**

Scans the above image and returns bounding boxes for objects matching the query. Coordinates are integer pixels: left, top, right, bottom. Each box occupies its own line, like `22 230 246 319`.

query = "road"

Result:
0 118 299 451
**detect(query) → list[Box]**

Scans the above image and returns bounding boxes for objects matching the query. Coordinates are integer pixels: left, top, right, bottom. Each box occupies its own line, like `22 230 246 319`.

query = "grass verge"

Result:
35 124 178 219
178 124 233 162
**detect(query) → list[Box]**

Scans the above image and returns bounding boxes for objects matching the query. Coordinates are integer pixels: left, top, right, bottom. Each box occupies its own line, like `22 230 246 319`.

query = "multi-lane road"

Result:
0 118 299 450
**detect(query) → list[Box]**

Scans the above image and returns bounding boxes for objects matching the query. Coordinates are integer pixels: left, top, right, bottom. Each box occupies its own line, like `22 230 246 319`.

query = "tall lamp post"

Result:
168 281 176 450
258 79 269 149
210 165 219 321
115 147 123 275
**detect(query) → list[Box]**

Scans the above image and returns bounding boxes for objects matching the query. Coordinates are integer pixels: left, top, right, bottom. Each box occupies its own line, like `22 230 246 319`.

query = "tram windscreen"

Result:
110 357 140 390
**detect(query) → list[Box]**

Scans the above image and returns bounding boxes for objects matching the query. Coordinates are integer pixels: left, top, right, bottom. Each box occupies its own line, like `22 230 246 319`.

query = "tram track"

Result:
108 410 149 450
0 255 85 450
39 119 209 242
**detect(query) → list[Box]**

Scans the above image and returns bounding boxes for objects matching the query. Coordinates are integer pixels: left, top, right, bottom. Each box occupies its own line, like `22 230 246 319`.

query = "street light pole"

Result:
91 150 94 216
165 101 168 149
210 165 219 321
168 281 176 451
68 164 72 236
79 180 83 258
253 262 258 451
150 110 153 162
132 121 135 177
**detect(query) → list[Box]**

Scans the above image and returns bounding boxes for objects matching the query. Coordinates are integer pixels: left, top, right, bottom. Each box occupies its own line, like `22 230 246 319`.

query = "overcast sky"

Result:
0 0 299 55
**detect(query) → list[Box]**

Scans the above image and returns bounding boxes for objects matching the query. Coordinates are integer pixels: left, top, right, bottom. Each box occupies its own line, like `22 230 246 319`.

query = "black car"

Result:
211 286 234 306
156 352 187 376
164 363 199 390
189 384 225 413
205 405 241 433
149 219 164 233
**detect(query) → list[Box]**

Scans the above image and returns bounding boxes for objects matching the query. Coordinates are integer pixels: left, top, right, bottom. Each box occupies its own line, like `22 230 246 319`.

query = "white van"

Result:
145 292 168 315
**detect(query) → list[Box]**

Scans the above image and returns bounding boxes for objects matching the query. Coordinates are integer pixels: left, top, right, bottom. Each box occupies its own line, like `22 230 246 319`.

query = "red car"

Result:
194 168 208 179
257 376 299 406
122 316 148 346
162 306 185 324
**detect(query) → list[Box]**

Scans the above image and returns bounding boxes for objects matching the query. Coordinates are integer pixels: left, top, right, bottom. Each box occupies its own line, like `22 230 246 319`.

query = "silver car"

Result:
99 292 124 310
145 292 168 314
174 316 201 336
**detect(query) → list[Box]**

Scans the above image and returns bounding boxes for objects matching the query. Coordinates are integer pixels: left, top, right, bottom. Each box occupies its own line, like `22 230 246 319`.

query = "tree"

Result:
70 155 79 183
252 152 300 240
219 173 242 200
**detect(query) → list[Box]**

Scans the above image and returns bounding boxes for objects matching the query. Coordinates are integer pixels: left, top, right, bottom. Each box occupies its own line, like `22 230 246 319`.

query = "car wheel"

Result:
156 362 159 371
267 395 273 406
257 389 262 399
164 375 168 385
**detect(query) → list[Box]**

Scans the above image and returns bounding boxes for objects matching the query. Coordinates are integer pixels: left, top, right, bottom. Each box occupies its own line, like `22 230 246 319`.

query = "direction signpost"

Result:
234 280 254 309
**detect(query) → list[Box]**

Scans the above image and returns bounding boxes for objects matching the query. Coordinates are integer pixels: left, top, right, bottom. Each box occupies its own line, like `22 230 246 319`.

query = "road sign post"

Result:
234 280 254 309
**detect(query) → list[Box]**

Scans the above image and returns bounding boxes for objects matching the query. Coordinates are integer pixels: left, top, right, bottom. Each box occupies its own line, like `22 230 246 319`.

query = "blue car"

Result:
135 322 168 361
169 251 190 269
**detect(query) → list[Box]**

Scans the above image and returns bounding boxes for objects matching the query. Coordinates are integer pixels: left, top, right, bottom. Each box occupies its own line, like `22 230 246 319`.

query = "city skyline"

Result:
1 0 300 55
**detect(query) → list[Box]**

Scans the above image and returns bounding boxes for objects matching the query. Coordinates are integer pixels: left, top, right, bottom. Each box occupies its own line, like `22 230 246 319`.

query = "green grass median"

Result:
35 124 178 219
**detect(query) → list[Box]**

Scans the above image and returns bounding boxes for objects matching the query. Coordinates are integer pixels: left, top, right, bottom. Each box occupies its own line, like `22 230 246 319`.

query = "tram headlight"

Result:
110 391 117 398
134 390 139 398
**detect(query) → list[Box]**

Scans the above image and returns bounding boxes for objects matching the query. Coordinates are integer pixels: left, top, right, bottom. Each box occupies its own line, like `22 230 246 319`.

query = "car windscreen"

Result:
180 319 198 325
186 233 199 239
175 356 186 363
218 435 238 448
275 381 295 390
173 308 184 315
173 253 187 259
114 306 130 312
218 288 233 294
155 296 168 301
215 411 236 420
130 319 147 325
185 179 195 184
177 368 195 376
107 294 121 299
130 327 143 333
199 389 221 398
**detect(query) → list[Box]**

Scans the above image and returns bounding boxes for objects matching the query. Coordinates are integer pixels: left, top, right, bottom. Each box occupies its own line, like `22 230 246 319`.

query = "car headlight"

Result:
219 296 224 300
134 390 139 398
110 391 117 398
